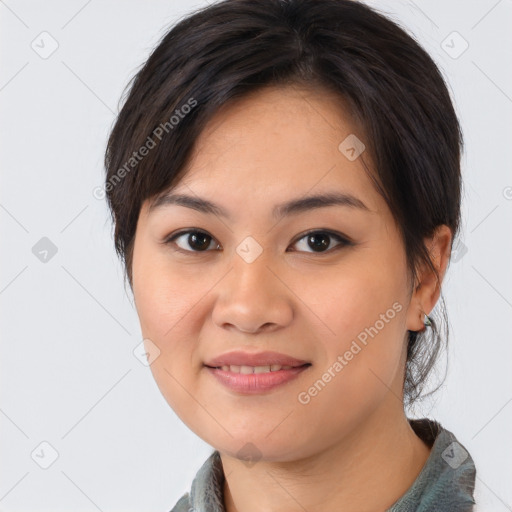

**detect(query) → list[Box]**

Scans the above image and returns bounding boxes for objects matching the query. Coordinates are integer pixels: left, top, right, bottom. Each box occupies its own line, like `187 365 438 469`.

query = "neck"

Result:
221 402 432 512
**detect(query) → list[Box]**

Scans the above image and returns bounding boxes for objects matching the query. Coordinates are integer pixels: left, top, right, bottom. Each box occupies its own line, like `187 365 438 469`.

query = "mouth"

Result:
203 351 312 394
205 363 311 373
204 349 311 369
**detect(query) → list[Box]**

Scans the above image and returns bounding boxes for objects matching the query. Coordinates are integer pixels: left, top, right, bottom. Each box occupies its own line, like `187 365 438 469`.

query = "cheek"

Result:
304 255 407 347
294 272 408 442
133 244 200 339
132 246 220 390
133 250 209 416
302 252 408 397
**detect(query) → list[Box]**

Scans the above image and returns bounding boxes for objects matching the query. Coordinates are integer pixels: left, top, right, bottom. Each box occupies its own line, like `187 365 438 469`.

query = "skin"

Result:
131 85 453 512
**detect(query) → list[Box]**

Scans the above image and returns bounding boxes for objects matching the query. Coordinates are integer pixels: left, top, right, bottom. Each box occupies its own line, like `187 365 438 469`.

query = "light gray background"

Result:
1 1 511 511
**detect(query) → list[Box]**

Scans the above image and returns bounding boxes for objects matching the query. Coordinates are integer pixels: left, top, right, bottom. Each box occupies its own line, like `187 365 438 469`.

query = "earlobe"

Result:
417 306 433 332
406 225 453 332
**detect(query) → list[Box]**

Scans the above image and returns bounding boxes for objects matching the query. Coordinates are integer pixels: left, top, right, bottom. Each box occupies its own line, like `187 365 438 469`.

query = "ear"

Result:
406 225 453 332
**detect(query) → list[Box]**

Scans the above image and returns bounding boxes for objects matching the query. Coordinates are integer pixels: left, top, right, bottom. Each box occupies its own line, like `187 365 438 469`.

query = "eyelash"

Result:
163 229 353 255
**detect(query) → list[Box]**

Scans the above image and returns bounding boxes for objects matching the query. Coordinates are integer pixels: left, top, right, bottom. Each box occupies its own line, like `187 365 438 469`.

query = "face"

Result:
132 85 418 462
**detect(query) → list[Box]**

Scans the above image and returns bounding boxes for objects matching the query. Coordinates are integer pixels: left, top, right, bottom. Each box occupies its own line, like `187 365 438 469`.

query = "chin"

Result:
199 430 313 464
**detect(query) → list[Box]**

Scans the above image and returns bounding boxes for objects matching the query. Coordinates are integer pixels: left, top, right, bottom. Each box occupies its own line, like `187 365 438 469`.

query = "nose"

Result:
211 247 294 334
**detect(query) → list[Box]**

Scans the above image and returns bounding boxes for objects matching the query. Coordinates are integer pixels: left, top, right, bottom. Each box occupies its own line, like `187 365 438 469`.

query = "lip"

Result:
205 365 310 394
203 350 311 394
204 350 310 368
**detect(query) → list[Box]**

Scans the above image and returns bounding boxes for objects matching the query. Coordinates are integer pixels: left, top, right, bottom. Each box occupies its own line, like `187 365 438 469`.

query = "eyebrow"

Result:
149 191 372 220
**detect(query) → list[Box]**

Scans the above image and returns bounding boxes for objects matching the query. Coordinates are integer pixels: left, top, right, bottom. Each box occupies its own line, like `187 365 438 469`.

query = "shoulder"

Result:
167 450 224 512
168 492 191 512
388 418 477 511
472 471 503 511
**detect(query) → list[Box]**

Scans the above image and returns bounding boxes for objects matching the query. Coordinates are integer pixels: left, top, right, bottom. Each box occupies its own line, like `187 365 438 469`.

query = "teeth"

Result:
240 365 254 374
219 364 294 373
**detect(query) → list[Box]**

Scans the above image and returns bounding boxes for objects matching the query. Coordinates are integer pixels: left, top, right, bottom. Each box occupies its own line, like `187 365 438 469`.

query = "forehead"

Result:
152 85 384 218
188 84 363 171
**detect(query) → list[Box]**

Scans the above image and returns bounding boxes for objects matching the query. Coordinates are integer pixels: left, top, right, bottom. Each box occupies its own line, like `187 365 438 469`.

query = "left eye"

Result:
167 230 220 252
165 229 351 254
291 230 351 253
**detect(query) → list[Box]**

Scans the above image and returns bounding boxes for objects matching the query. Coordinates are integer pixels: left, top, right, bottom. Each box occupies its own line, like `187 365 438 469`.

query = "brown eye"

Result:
167 230 220 252
165 229 351 255
290 230 351 253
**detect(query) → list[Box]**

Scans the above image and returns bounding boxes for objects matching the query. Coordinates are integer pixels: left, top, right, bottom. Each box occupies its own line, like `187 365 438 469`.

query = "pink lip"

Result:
203 350 311 394
205 365 310 394
204 350 309 368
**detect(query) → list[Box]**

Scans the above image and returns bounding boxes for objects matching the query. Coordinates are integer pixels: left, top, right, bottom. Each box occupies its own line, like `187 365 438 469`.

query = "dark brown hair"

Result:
104 0 463 405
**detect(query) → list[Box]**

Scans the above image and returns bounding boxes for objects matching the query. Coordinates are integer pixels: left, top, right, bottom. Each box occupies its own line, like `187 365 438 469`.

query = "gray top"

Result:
169 418 476 512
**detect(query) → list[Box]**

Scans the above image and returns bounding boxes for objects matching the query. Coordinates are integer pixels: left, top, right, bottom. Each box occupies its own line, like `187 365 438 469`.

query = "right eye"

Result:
165 229 221 253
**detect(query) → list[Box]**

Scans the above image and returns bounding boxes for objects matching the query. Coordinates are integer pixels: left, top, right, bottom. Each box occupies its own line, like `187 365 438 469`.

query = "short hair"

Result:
104 0 463 406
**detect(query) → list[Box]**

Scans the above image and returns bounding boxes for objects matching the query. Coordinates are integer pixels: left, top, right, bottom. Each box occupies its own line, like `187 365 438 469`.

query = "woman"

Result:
104 0 477 510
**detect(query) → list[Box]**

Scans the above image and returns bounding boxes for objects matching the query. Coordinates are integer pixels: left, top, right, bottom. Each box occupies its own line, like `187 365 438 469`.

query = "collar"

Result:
175 418 476 512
